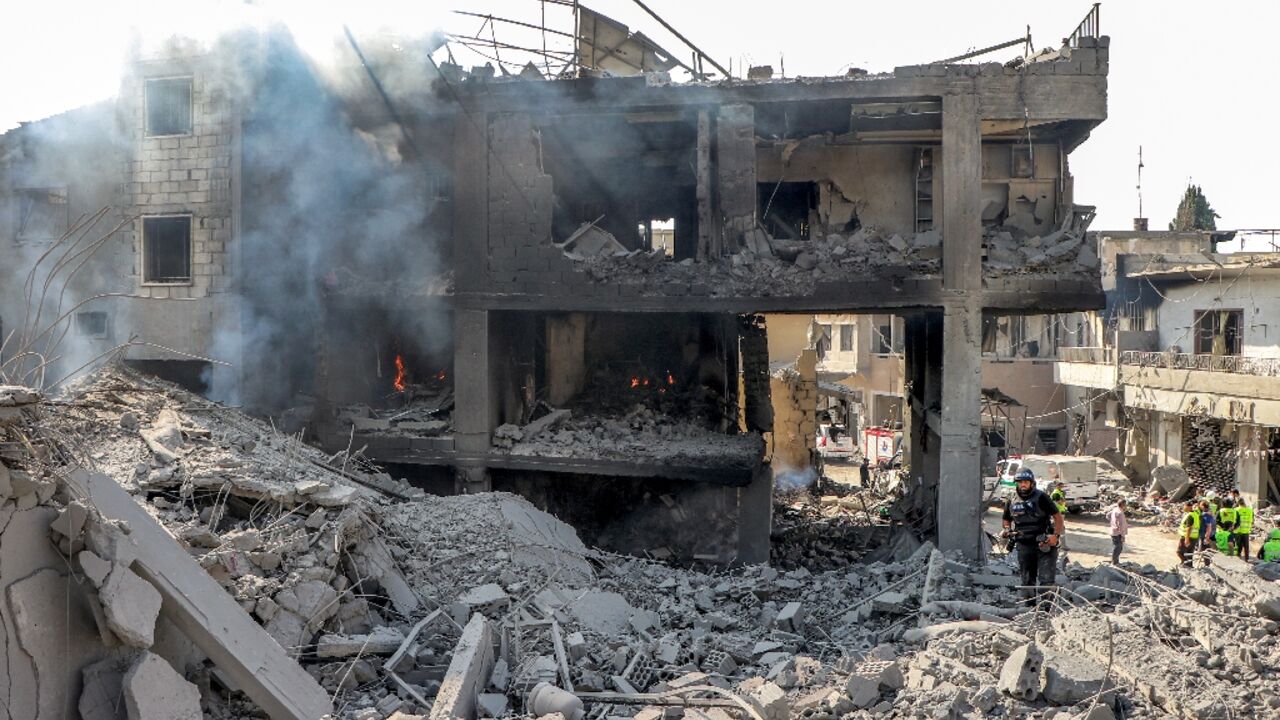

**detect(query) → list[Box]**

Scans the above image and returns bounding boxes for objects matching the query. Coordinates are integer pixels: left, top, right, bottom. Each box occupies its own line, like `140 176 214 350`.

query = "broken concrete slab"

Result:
100 564 163 648
317 626 407 658
123 651 201 720
8 566 110 720
79 652 136 720
1041 649 1114 705
63 470 333 720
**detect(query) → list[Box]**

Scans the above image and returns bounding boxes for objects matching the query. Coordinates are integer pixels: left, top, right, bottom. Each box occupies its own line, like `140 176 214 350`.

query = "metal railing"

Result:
1065 3 1101 48
1119 351 1280 377
1058 346 1114 364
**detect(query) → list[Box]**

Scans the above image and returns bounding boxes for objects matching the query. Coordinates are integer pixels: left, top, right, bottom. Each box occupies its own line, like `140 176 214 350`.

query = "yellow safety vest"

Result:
1219 507 1237 528
1236 505 1254 533
1182 511 1201 540
1264 532 1280 562
1051 489 1068 513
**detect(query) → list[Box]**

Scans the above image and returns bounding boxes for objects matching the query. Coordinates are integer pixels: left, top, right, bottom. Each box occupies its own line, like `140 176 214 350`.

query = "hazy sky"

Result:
3 0 1277 238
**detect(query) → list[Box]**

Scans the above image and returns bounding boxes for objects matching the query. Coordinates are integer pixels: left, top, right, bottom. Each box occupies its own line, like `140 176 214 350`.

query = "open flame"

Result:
393 355 407 392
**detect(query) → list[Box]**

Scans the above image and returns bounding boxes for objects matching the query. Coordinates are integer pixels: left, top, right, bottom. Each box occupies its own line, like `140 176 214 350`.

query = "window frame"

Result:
141 214 194 286
13 187 70 243
144 76 194 138
1193 308 1244 356
838 324 854 353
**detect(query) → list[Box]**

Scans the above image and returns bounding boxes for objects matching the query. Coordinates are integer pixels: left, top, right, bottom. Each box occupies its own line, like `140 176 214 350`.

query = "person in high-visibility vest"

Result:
1234 499 1255 561
1218 498 1239 556
1176 501 1201 567
1049 482 1070 567
1261 528 1280 563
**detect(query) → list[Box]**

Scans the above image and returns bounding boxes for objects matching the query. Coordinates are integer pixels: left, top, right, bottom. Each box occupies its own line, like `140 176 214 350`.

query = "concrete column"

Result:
941 93 981 292
737 464 774 564
695 109 713 261
452 111 488 292
454 309 493 493
937 299 984 559
1236 425 1267 506
716 104 756 252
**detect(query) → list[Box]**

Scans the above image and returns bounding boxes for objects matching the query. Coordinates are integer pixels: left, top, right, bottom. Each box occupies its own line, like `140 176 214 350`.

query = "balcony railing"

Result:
1058 346 1114 364
1066 3 1101 48
1119 351 1280 377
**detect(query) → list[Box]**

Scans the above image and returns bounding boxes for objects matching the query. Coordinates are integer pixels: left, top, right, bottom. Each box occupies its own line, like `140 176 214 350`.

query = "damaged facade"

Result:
1057 230 1280 505
1 20 1109 565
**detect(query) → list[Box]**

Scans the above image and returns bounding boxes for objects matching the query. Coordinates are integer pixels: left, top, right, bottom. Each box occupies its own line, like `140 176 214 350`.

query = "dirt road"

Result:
983 506 1177 570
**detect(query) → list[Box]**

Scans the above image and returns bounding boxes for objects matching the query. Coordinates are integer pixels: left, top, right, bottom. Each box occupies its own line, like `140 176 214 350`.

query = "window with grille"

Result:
145 77 193 136
143 215 192 283
1194 309 1242 355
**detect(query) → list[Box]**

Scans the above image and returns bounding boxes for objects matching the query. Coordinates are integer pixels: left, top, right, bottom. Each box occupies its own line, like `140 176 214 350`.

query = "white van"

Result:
994 454 1100 512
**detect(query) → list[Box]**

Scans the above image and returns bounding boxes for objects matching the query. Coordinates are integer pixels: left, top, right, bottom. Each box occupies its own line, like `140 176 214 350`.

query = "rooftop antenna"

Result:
1134 146 1148 231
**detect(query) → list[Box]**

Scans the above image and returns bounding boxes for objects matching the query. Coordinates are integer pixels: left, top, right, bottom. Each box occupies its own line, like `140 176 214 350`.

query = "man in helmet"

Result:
1001 469 1065 608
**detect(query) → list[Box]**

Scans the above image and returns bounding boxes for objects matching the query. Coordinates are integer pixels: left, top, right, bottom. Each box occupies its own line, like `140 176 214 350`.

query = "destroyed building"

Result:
1 13 1109 563
1057 229 1280 505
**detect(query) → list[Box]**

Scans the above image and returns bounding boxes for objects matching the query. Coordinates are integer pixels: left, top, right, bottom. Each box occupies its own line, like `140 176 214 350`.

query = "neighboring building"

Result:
1056 232 1280 505
1 15 1112 560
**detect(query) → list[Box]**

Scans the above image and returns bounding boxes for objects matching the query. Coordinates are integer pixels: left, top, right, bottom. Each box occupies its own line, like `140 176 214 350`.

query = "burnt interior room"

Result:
490 310 746 431
317 299 454 414
538 111 699 259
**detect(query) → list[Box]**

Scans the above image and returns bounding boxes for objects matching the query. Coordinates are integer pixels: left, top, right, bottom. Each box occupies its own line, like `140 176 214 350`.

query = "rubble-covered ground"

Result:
570 222 1096 297
2 366 1280 720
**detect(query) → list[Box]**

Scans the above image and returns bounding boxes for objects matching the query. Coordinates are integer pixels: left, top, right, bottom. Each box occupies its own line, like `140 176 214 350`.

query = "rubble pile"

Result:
4 370 1280 720
770 482 899 571
984 225 1099 276
572 227 944 297
494 407 763 469
569 221 1096 296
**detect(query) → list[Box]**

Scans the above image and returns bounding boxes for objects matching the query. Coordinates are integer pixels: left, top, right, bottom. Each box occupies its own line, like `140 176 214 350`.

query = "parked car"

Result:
816 423 856 460
992 454 1101 512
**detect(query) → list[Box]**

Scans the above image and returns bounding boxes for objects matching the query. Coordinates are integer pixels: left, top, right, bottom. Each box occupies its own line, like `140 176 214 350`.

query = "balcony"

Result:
1058 346 1114 364
1119 351 1280 377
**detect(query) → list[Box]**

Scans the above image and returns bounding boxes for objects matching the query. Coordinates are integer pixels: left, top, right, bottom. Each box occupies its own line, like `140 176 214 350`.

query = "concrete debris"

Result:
3 367 1278 720
497 406 763 469
573 220 1094 297
123 651 202 720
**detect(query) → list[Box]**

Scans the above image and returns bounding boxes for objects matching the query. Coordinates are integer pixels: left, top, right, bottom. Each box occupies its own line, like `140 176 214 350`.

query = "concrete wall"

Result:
764 314 812 364
1155 272 1280 357
768 349 817 469
757 144 917 237
0 104 127 383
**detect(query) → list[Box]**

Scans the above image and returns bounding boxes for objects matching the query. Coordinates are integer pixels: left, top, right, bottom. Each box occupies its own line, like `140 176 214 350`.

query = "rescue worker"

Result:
1262 528 1280 563
1234 497 1255 560
1050 482 1068 514
1176 500 1200 567
1203 493 1218 548
1217 498 1238 556
1198 500 1215 552
1001 469 1064 608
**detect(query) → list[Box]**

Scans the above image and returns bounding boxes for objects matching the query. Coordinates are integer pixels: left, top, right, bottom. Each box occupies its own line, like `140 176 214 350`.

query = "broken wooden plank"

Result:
64 470 333 720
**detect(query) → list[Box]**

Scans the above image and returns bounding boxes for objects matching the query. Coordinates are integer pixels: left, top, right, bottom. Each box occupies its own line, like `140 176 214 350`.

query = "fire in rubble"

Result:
393 355 407 392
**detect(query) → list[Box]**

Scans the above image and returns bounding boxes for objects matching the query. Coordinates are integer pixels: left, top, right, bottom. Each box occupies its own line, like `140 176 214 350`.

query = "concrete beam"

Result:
941 92 981 292
736 465 773 564
937 300 984 558
62 470 333 720
430 614 495 720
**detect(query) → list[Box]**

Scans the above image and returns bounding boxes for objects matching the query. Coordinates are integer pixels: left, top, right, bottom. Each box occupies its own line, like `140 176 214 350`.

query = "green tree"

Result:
1169 184 1220 231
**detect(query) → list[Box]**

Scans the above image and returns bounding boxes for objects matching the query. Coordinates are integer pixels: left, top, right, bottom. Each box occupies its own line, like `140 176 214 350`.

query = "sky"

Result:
2 0 1277 241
